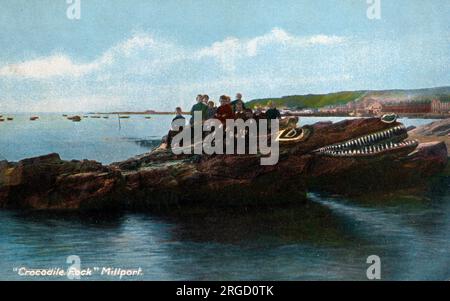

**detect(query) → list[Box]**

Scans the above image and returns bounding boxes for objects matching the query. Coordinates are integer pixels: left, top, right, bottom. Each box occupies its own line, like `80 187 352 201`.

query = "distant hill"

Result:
247 86 450 109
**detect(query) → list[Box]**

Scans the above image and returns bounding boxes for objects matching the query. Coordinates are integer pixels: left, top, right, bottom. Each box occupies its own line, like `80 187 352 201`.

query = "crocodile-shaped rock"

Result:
0 116 447 210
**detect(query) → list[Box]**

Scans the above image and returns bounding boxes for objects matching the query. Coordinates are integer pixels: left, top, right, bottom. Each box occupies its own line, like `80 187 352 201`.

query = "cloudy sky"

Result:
0 0 449 112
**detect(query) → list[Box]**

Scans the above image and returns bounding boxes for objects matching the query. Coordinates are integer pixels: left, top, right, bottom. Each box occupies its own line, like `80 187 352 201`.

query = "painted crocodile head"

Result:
275 114 447 194
277 114 417 156
313 116 418 158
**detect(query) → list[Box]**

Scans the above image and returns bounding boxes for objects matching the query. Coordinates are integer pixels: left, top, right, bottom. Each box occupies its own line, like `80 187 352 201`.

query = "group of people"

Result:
172 93 281 126
166 93 283 149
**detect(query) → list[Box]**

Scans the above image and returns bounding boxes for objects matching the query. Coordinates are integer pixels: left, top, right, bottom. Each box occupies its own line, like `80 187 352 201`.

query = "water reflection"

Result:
150 203 359 247
0 176 449 280
120 137 162 149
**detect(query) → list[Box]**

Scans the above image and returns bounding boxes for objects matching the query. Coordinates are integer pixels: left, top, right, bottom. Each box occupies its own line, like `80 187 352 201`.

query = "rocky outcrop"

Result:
409 118 450 156
410 118 450 136
0 117 447 210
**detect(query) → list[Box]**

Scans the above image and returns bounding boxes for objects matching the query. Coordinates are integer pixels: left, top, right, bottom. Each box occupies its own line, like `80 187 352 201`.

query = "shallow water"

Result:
0 114 448 280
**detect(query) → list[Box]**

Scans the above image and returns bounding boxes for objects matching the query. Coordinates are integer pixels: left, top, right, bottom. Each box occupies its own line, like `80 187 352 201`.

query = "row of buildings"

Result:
318 98 450 116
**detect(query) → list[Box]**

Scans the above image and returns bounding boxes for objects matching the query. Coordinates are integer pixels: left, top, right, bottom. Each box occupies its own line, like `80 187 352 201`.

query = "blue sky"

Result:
0 0 449 112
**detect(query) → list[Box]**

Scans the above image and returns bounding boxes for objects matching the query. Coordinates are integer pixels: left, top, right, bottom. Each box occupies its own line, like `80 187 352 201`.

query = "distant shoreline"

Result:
88 111 180 115
91 111 450 119
1 112 448 119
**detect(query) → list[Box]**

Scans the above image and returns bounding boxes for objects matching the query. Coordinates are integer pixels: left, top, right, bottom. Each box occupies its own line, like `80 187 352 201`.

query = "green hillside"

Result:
247 91 366 109
247 86 450 109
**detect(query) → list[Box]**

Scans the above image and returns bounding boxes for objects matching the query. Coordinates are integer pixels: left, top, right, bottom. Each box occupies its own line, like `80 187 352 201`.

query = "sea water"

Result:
0 114 448 280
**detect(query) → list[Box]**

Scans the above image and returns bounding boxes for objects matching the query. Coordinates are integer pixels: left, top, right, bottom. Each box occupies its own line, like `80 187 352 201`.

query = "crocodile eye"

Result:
381 113 398 124
277 126 312 143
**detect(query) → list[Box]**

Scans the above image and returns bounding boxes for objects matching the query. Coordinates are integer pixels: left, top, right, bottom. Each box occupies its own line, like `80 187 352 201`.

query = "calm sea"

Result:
0 114 448 280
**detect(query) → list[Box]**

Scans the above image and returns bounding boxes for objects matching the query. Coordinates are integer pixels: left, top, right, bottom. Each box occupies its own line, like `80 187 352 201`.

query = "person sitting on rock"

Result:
253 107 266 121
202 94 210 105
172 107 185 123
231 93 246 112
190 94 208 125
215 95 235 125
265 101 281 120
233 100 255 146
167 107 187 148
206 100 217 120
234 100 253 121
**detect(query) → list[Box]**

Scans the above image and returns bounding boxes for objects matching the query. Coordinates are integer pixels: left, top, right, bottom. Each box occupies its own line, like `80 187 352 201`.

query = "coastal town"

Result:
311 97 450 118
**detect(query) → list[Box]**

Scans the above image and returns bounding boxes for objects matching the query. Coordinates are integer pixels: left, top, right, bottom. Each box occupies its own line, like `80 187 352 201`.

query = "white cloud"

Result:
196 28 347 71
0 54 112 79
0 28 346 79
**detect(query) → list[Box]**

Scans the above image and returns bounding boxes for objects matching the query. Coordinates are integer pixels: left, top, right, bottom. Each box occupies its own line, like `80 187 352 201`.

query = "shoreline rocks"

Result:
0 117 447 211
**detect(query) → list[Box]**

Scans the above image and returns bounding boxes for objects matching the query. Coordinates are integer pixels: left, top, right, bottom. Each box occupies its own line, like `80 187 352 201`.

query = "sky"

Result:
0 0 449 112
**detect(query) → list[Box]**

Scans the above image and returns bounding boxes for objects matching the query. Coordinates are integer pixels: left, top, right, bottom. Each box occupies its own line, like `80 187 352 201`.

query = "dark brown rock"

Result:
0 117 447 210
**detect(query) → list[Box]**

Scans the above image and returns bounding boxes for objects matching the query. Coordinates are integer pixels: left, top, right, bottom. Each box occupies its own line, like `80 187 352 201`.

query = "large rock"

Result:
0 117 447 210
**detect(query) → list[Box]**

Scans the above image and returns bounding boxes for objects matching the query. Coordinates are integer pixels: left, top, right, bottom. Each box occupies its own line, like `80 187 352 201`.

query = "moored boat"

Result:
67 116 82 122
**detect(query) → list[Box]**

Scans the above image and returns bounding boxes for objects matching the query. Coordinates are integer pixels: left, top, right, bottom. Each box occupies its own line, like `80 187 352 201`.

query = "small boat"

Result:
103 116 109 119
62 114 68 117
90 116 101 119
67 116 82 122
83 116 89 118
119 116 130 119
30 116 39 121
144 116 152 119
0 119 4 122
7 117 13 121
